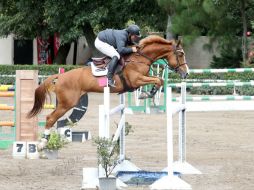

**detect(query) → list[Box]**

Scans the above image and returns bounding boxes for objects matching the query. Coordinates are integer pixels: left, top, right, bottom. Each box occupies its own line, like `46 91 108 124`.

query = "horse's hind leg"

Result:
38 104 71 150
45 104 70 129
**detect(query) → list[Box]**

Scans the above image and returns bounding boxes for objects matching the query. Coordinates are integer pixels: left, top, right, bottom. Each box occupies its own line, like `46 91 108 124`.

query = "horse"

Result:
27 35 189 149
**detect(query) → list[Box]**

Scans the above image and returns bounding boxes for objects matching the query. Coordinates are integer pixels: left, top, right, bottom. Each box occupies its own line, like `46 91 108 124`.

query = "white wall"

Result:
33 38 38 65
0 35 219 68
66 36 88 65
185 36 219 69
0 35 14 65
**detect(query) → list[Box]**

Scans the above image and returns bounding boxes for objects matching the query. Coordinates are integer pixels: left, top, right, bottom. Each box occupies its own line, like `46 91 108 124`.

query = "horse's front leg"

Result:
135 75 163 86
135 76 164 99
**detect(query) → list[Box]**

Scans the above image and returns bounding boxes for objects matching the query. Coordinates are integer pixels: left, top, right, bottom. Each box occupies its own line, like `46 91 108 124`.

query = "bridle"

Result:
136 47 188 72
168 48 188 72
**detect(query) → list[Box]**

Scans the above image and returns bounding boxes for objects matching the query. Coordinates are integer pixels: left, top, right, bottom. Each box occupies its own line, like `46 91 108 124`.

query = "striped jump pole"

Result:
172 95 254 102
169 81 254 88
0 91 15 97
0 104 14 111
43 104 55 109
0 85 15 91
0 71 58 149
0 121 14 127
0 84 16 149
170 81 254 112
189 68 254 73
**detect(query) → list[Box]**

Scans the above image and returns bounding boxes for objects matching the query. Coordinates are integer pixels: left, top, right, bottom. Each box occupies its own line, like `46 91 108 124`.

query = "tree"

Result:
0 0 46 38
157 0 254 67
157 0 182 39
202 0 253 64
0 0 167 64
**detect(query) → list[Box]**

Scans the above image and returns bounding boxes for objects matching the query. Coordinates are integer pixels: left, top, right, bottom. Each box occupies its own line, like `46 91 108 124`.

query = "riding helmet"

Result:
126 24 141 37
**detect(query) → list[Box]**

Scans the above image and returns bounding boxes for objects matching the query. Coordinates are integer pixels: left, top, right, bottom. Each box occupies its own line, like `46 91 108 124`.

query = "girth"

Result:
117 71 136 93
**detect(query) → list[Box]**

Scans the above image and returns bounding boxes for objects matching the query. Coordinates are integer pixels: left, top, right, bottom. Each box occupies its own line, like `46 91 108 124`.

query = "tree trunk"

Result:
54 43 71 65
73 41 77 65
83 22 102 58
166 14 174 40
240 0 247 63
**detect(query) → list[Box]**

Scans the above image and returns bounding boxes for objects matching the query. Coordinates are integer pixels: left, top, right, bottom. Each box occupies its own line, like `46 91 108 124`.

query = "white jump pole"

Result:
173 82 202 175
112 90 140 172
150 87 191 190
100 87 140 173
104 87 110 138
119 94 125 161
99 86 110 138
179 82 186 162
83 87 128 189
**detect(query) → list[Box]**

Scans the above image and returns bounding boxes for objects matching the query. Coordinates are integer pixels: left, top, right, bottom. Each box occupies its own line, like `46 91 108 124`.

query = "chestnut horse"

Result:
27 35 189 149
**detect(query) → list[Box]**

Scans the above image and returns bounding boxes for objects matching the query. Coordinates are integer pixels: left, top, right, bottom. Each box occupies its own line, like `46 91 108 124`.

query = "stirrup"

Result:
108 78 116 88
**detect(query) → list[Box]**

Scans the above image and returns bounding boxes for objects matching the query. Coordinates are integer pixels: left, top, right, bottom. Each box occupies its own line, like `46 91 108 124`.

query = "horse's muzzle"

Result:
178 70 189 79
182 72 188 79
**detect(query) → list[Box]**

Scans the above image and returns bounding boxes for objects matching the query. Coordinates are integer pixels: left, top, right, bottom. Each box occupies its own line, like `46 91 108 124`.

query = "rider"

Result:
94 24 141 87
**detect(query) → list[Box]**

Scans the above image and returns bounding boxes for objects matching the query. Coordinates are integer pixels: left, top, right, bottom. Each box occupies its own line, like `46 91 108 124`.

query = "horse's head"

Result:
138 35 189 79
166 39 189 79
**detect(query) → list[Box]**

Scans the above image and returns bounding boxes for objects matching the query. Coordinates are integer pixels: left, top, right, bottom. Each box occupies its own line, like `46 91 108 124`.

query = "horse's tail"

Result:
27 74 59 118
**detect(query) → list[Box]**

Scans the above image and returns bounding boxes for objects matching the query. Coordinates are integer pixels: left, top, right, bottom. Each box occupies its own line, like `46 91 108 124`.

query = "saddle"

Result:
92 56 111 68
90 56 125 77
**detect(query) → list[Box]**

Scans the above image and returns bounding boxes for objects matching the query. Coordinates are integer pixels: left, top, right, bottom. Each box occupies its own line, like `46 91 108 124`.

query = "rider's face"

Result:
130 35 141 44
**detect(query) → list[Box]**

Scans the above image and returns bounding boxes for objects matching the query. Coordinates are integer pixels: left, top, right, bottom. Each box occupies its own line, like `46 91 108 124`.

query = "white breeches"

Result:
94 37 120 59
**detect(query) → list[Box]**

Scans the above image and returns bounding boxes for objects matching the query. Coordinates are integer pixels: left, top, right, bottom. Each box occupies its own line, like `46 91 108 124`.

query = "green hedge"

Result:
188 86 254 95
0 64 81 84
1 64 254 95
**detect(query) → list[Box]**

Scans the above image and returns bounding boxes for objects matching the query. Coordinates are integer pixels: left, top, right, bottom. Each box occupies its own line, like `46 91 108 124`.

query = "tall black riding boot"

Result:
107 56 119 87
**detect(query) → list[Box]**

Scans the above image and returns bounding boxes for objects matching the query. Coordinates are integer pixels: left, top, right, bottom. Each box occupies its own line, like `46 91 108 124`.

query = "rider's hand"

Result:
132 46 138 52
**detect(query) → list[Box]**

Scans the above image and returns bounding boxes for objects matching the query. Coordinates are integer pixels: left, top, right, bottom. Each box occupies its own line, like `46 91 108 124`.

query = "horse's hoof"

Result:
37 138 48 151
138 92 150 99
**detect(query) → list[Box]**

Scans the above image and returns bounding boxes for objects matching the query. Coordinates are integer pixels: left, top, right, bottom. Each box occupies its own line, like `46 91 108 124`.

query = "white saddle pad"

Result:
91 62 108 77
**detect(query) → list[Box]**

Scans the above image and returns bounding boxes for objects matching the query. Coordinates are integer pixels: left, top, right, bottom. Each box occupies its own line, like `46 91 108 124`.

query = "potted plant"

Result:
43 131 67 159
93 137 118 190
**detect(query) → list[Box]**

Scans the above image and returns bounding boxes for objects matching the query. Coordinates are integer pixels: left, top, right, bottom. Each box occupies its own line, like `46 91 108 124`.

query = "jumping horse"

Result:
27 35 189 149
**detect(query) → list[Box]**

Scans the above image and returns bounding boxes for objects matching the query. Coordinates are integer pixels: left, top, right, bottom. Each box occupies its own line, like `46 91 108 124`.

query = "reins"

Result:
136 50 155 63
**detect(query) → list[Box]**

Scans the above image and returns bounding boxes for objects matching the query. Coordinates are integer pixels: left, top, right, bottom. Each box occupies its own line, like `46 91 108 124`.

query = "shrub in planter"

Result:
93 137 118 190
93 137 118 178
43 131 68 159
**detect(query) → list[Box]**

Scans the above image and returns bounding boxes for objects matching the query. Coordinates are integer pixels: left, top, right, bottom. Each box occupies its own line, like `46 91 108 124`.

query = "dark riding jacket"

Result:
98 29 133 55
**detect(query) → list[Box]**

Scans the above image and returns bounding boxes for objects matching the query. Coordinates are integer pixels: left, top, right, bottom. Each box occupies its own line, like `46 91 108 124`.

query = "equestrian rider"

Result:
94 24 141 87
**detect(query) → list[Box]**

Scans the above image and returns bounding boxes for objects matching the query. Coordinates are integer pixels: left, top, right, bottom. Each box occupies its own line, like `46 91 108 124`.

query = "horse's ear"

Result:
176 36 182 47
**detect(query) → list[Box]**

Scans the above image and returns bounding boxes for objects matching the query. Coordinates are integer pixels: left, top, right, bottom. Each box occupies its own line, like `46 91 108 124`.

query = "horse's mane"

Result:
139 35 174 47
